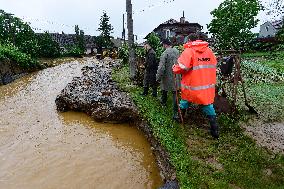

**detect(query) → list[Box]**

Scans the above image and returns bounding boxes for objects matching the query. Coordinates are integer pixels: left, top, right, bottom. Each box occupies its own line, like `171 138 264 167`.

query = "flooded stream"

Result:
0 58 162 189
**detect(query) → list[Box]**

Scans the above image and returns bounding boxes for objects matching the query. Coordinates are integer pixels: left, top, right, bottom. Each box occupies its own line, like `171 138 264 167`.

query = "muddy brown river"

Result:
0 58 162 189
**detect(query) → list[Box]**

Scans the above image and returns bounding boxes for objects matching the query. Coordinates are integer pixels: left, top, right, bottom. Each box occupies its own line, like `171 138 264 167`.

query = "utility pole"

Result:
122 14 126 42
126 0 136 79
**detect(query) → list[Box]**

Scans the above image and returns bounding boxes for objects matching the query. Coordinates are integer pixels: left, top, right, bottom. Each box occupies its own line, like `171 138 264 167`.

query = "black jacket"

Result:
144 48 158 86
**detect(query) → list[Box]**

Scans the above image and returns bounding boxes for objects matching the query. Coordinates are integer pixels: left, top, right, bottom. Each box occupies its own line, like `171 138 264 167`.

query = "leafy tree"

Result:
0 9 39 57
276 22 284 50
75 25 80 36
276 15 284 43
264 0 284 18
208 0 261 51
79 30 86 52
147 33 160 51
37 32 61 58
74 25 86 54
97 11 114 49
94 36 104 54
277 26 284 38
118 43 146 64
147 33 164 58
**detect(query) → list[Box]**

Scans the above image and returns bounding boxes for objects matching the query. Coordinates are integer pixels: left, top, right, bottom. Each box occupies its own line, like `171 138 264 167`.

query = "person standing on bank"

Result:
172 34 219 139
156 39 181 120
142 42 158 97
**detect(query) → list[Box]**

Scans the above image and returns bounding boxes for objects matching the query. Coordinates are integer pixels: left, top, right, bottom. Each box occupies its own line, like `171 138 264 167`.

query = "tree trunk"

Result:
126 0 136 79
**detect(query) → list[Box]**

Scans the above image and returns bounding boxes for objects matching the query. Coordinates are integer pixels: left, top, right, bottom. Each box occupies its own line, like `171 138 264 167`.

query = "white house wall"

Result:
259 22 277 38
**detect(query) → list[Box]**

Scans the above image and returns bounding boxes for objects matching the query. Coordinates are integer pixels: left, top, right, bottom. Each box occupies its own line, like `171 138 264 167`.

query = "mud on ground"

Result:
245 121 284 154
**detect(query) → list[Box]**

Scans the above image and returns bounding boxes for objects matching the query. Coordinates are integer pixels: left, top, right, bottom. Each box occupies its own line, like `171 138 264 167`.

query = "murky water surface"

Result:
0 58 162 189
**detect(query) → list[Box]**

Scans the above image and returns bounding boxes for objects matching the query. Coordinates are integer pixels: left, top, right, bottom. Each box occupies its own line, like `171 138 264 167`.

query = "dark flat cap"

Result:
162 38 172 46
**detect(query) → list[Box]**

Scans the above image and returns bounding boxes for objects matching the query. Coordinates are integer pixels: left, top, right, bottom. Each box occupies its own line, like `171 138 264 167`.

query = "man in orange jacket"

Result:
172 34 219 139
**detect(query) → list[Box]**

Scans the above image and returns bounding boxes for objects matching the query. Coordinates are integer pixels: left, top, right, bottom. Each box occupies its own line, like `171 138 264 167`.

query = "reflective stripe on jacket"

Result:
173 40 217 105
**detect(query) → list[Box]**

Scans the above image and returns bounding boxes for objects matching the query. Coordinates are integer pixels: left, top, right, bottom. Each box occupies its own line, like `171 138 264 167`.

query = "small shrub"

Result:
0 44 38 68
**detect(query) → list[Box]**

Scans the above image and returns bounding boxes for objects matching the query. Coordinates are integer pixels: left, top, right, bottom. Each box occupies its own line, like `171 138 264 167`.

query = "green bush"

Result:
242 60 284 83
174 45 184 53
135 46 146 58
37 32 61 58
0 44 38 68
118 43 129 64
63 45 84 57
275 43 284 51
118 43 146 64
75 25 86 54
17 38 40 58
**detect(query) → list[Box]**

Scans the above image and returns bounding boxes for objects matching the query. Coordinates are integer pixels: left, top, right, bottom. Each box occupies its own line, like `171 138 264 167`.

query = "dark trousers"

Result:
161 90 179 114
143 84 157 97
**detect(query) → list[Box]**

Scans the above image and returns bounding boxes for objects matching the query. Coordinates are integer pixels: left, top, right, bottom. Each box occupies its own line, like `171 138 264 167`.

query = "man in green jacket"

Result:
156 39 181 120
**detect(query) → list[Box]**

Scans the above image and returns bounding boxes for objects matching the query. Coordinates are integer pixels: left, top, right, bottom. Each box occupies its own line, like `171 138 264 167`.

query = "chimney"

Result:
180 11 185 23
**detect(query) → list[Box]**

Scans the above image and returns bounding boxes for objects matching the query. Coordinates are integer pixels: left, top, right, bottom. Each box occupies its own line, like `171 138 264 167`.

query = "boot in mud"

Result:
208 115 219 139
141 87 149 96
152 87 158 97
160 90 167 107
173 109 186 123
173 112 179 122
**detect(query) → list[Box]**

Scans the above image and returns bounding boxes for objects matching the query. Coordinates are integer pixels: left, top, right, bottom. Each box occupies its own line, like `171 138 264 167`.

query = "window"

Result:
266 26 269 32
166 29 171 38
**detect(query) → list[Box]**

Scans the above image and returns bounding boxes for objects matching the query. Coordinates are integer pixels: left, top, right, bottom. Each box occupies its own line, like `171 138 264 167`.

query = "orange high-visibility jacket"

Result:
173 40 217 105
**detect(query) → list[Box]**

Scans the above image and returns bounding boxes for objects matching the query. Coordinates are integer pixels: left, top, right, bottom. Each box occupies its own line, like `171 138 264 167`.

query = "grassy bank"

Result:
113 65 284 189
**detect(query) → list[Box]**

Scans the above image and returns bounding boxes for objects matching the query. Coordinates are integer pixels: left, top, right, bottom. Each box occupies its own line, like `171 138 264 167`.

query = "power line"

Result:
133 0 177 15
21 0 179 34
21 16 94 33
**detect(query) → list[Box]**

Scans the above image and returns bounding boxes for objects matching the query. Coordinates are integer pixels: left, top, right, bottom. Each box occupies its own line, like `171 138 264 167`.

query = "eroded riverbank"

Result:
0 57 162 189
55 57 178 188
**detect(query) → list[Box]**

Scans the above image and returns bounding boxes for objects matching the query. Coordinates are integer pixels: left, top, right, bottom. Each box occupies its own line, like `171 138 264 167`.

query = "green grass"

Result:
242 51 284 73
239 51 284 121
113 65 284 189
244 83 284 121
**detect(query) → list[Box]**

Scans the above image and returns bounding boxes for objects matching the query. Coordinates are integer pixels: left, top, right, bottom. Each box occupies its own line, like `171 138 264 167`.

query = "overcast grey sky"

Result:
0 0 271 42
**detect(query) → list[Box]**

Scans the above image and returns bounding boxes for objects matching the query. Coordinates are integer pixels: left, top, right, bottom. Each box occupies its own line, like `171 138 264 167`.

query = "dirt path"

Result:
245 121 284 154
